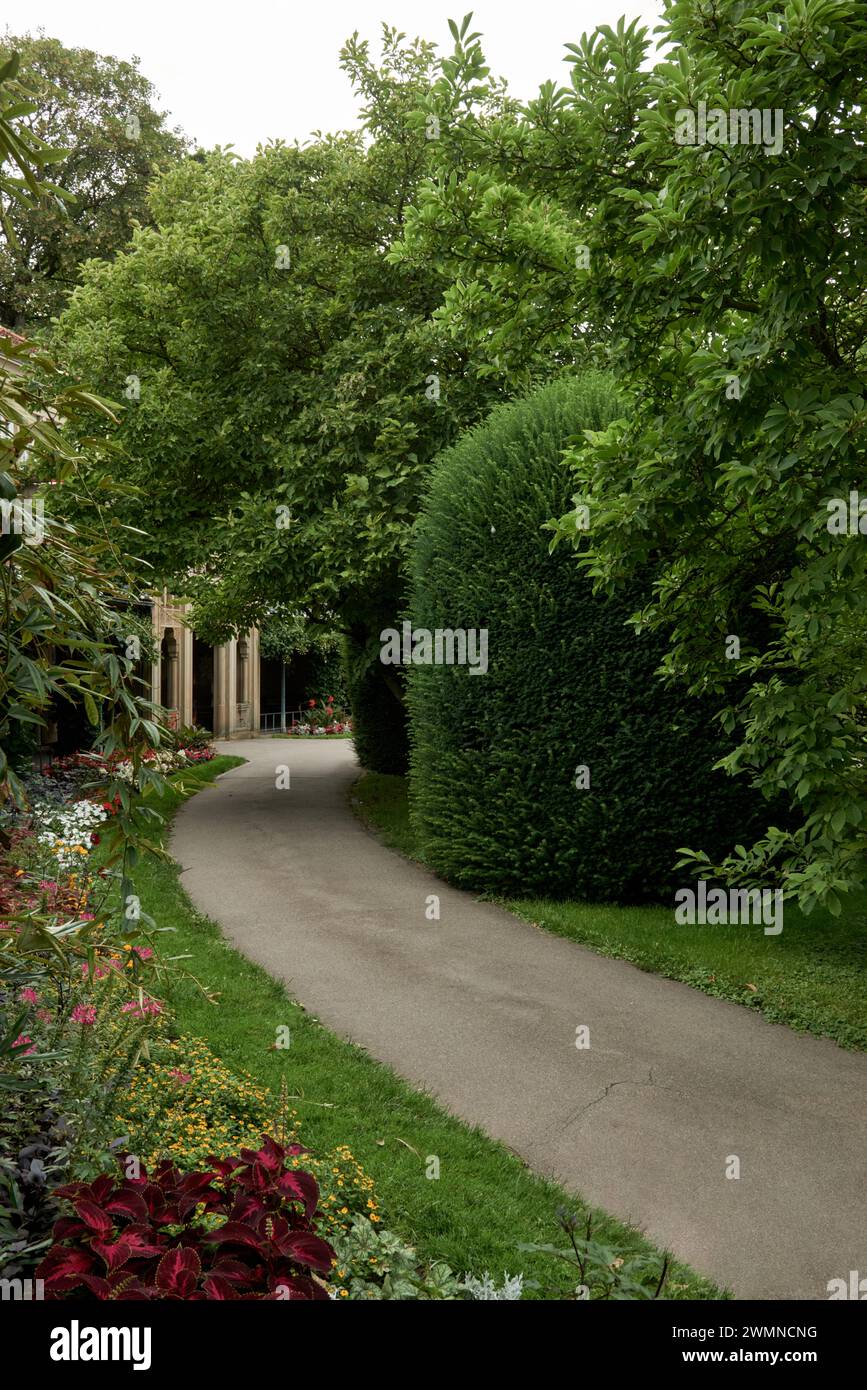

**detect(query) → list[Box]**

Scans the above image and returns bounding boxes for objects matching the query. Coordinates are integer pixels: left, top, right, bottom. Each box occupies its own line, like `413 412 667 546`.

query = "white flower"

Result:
32 796 107 867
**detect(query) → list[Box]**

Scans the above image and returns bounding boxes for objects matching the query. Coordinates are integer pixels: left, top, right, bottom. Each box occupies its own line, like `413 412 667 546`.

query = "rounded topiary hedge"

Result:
406 373 765 903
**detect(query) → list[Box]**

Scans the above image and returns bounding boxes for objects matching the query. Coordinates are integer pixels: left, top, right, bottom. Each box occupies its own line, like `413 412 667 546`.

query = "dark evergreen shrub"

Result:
344 632 409 775
407 373 766 903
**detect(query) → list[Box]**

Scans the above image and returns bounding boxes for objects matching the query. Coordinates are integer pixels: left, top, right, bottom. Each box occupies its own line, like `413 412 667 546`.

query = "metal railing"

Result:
260 710 304 733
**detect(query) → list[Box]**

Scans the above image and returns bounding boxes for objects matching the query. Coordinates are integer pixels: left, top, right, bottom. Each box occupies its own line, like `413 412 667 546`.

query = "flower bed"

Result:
0 744 190 1283
112 1031 473 1299
37 1137 335 1300
289 694 352 736
0 742 413 1301
115 1036 381 1245
116 1033 273 1171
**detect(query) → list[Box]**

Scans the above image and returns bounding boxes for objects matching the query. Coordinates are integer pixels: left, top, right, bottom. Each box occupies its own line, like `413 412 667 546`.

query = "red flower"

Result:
307 699 316 708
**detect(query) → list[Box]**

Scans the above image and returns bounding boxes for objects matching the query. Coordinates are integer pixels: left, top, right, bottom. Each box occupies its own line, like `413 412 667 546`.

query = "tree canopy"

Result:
0 31 188 330
53 28 511 649
0 56 174 827
46 5 867 906
393 1 867 912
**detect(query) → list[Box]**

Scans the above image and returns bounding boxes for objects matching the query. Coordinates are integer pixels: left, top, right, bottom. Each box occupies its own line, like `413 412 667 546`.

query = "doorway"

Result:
192 635 214 732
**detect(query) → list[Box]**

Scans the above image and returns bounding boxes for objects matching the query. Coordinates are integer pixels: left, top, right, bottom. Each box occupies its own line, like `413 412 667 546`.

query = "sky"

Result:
8 0 666 155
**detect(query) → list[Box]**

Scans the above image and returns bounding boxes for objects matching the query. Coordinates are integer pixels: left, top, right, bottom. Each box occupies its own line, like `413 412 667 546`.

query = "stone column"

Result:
248 628 261 737
236 637 250 732
213 643 231 738
166 631 180 724
180 617 193 728
151 595 165 706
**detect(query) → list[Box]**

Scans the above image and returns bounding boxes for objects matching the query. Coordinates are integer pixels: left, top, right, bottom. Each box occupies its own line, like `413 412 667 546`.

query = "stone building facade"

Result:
151 591 260 740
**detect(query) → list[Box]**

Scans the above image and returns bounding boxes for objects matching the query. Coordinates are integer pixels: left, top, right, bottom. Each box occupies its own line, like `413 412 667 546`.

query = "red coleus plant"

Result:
36 1136 335 1300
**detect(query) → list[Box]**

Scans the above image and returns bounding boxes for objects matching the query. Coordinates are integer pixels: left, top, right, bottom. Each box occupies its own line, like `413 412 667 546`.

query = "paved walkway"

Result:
172 739 867 1299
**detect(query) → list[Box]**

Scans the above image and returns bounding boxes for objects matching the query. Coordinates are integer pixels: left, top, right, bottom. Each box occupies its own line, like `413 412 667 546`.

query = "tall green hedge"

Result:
344 631 409 775
406 374 767 903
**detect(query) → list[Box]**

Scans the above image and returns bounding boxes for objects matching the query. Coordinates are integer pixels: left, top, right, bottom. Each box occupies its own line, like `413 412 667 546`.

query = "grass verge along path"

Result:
352 772 867 1052
135 756 723 1299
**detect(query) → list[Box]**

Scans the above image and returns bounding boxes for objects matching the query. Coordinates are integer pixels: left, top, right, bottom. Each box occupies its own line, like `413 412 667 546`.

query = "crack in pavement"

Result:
551 1067 658 1140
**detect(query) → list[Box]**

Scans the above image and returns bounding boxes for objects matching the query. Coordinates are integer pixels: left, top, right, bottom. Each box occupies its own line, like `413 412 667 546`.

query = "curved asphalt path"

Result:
172 739 867 1300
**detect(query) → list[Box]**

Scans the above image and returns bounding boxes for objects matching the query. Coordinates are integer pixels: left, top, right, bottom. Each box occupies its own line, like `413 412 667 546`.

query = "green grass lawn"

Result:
352 772 867 1052
128 755 723 1299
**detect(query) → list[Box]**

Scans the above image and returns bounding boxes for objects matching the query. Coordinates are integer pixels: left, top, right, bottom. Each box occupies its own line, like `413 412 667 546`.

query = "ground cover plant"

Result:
36 1136 336 1301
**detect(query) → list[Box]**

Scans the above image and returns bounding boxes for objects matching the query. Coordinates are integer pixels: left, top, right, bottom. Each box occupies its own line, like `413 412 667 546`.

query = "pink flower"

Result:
71 1004 97 1026
18 987 39 1005
13 1034 36 1055
169 1068 192 1084
120 998 162 1017
133 946 154 960
36 1008 52 1024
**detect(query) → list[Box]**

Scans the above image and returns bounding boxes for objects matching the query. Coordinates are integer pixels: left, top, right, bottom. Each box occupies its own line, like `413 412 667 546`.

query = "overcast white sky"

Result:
8 1 666 154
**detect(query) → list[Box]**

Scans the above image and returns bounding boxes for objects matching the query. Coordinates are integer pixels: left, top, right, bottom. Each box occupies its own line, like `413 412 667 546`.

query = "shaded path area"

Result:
172 740 867 1299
